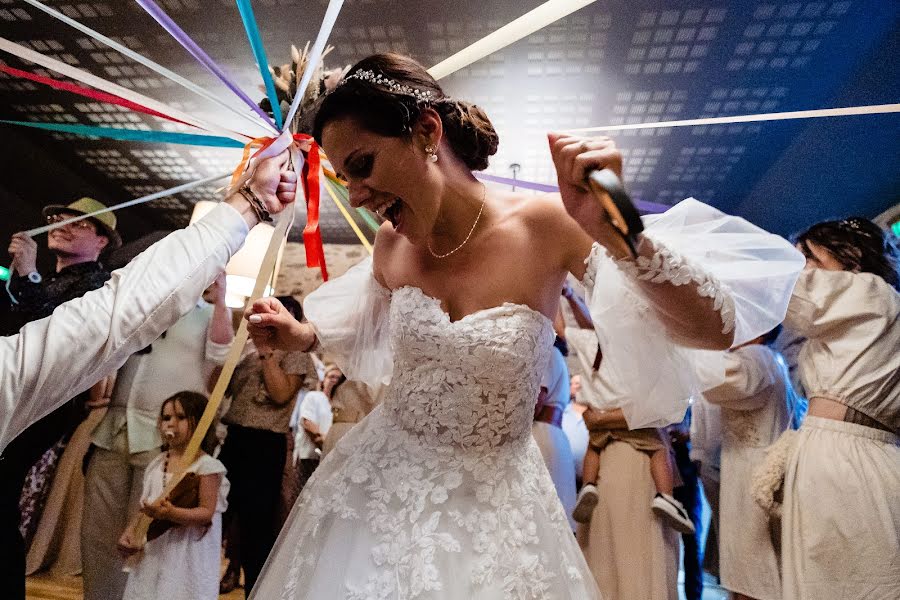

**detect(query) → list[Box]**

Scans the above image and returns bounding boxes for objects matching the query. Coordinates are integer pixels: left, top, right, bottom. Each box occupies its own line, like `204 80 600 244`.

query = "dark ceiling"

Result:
0 0 898 255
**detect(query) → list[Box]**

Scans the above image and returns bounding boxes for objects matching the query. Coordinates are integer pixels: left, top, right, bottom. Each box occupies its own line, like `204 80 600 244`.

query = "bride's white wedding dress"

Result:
251 199 805 599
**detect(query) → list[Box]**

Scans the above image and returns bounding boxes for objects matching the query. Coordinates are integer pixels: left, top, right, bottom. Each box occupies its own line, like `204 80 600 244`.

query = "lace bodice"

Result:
385 286 555 450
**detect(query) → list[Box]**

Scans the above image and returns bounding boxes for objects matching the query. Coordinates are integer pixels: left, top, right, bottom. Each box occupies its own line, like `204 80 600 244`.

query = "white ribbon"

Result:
283 0 345 127
6 171 229 304
428 0 597 80
25 172 231 237
565 104 900 133
20 0 276 137
0 37 249 143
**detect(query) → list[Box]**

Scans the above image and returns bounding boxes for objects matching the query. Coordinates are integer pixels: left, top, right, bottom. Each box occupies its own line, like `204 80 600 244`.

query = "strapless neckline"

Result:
393 284 553 327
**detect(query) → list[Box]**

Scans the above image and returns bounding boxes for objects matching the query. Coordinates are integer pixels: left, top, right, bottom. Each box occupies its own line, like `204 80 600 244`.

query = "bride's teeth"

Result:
374 199 395 218
371 198 400 220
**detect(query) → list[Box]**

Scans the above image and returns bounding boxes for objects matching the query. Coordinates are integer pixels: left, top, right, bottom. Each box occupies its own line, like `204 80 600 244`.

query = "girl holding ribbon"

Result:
117 391 229 600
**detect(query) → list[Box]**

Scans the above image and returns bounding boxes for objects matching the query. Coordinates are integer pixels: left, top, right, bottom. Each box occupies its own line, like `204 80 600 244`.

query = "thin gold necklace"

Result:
427 184 487 259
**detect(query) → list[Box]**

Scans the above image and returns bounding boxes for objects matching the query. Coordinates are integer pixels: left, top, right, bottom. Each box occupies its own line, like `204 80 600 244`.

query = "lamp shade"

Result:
190 201 283 308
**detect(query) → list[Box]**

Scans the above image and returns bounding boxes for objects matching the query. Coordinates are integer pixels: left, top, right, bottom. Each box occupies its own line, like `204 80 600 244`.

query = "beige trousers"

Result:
26 408 107 576
80 428 157 600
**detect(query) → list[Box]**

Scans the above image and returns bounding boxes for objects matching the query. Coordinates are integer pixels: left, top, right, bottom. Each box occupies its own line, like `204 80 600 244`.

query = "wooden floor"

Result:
26 571 729 599
26 573 246 600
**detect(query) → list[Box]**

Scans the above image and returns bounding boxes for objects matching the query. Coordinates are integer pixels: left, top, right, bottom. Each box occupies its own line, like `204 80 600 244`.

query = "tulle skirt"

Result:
252 405 601 599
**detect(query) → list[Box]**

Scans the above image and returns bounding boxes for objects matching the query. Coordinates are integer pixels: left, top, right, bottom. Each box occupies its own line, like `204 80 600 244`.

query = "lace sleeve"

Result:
616 235 735 335
578 198 804 429
303 256 393 387
623 198 804 344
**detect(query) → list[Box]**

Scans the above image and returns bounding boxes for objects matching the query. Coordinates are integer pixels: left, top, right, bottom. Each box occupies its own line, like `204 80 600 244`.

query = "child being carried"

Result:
565 323 694 533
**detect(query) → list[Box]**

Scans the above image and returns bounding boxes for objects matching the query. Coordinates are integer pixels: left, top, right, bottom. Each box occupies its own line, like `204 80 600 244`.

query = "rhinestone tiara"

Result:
340 69 434 102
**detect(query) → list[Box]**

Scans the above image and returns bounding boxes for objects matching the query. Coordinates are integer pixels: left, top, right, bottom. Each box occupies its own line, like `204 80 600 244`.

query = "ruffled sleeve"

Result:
302 256 393 387
783 268 896 340
580 198 805 428
190 455 229 513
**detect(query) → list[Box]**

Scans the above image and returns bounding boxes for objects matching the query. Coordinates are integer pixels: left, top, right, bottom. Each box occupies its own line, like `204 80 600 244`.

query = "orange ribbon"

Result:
230 133 327 281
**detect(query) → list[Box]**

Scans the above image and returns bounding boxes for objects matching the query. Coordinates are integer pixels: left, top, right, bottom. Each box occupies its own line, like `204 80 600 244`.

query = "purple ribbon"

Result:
475 173 668 214
135 0 277 131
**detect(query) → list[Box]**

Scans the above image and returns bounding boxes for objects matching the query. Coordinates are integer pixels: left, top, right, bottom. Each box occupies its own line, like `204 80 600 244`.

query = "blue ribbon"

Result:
0 120 245 147
235 0 283 131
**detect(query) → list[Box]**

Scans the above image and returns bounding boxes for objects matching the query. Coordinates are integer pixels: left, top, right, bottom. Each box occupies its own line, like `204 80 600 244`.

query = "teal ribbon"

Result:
0 120 245 147
235 0 283 131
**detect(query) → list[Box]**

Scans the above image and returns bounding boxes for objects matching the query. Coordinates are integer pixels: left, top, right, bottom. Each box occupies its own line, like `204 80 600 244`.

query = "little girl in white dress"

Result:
118 391 230 600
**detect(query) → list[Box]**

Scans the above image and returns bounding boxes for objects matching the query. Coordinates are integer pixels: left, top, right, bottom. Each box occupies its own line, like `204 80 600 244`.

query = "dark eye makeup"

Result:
345 152 374 179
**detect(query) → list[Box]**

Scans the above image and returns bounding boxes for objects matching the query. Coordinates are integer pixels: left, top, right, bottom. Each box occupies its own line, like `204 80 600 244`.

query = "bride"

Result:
244 53 803 599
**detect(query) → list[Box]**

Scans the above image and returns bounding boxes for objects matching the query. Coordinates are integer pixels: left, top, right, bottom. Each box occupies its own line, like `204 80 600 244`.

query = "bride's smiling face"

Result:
322 114 443 246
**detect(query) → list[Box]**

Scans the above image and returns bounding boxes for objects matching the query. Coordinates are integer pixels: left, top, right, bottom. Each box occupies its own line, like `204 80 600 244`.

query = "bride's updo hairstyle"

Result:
312 53 499 171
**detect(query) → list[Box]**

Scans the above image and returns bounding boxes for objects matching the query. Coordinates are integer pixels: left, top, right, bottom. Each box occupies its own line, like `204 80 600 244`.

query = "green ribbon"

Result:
0 120 245 147
325 177 380 234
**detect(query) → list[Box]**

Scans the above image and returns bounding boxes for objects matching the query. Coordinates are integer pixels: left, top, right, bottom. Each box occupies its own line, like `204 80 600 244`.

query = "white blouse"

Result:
784 268 899 431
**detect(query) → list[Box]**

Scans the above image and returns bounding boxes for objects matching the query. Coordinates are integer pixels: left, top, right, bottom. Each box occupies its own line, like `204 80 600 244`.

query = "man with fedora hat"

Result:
2 197 121 599
7 197 120 325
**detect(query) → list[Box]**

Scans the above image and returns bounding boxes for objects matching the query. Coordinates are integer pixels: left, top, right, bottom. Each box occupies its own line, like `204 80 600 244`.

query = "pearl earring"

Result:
425 144 438 163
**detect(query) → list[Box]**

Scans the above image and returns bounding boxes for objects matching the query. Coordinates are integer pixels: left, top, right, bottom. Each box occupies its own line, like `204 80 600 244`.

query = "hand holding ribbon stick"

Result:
548 133 643 259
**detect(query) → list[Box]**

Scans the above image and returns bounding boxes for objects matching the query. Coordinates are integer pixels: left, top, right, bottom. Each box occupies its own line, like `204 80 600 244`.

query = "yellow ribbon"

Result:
125 139 300 563
323 178 373 254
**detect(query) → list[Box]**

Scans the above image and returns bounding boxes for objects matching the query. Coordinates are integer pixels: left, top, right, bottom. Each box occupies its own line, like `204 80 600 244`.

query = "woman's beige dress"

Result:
577 440 679 599
321 380 380 456
704 344 799 600
25 406 107 576
782 268 900 600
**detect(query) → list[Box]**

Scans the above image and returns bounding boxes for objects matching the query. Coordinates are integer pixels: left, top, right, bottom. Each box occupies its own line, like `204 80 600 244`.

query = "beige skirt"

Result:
782 416 900 600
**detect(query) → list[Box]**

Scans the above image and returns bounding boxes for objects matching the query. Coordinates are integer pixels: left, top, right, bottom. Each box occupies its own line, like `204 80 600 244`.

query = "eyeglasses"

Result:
46 214 96 231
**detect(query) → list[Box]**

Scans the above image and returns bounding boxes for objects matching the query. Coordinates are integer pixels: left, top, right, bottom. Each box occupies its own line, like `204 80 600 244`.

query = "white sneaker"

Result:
651 493 695 534
572 483 599 523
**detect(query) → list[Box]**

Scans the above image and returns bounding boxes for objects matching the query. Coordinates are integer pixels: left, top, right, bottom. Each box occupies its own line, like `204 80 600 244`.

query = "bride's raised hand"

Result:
245 297 314 353
548 133 633 258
